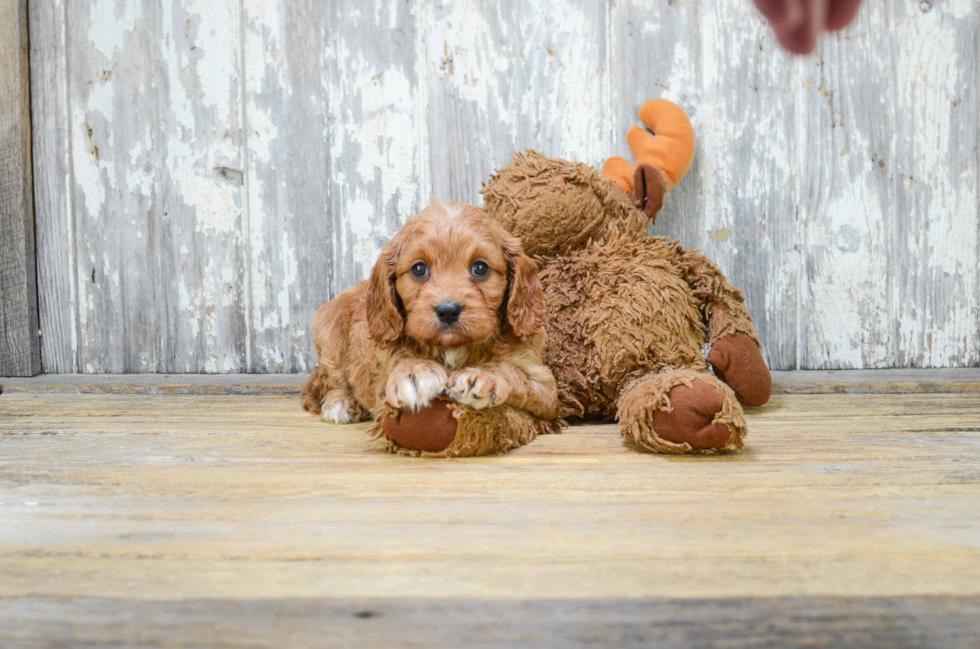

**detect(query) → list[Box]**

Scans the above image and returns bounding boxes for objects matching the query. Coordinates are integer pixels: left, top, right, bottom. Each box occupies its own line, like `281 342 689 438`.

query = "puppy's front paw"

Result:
321 390 367 424
445 368 510 410
385 363 448 411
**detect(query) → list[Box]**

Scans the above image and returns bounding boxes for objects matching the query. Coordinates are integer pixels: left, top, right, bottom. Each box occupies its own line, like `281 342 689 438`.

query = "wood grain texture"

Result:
0 391 979 645
26 0 980 372
799 2 897 369
609 0 801 372
0 0 40 377
242 0 331 373
2 596 978 648
65 0 249 373
242 0 426 373
423 0 609 202
698 0 798 372
28 0 76 373
890 0 979 368
610 0 700 244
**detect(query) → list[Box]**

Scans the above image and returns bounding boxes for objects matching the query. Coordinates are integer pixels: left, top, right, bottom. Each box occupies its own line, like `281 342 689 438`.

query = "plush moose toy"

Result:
479 99 772 454
379 98 770 455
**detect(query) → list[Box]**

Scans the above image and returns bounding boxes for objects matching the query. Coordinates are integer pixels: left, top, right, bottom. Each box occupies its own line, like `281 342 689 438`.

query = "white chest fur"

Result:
441 347 467 370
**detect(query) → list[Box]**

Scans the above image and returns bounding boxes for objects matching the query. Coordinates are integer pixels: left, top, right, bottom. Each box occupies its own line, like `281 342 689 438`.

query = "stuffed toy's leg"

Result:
368 399 561 458
617 368 747 454
676 249 773 407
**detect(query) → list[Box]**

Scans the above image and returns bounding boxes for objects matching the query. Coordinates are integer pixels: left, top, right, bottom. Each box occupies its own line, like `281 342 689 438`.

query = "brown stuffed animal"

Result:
481 99 771 454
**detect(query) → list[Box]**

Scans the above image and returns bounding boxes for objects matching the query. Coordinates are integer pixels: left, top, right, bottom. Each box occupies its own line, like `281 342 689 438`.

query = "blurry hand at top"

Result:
753 0 863 54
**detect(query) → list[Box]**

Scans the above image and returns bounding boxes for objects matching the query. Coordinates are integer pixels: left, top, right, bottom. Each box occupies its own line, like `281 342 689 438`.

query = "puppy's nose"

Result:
435 301 463 325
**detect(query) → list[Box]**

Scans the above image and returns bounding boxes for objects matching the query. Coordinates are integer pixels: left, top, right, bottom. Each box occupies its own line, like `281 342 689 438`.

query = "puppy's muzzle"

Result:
435 301 463 326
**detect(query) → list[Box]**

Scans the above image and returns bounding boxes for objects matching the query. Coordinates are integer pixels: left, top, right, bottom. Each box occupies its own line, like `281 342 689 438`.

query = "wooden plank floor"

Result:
1 375 980 647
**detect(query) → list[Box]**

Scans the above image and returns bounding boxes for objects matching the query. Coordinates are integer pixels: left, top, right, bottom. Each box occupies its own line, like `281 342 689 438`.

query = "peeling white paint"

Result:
87 0 139 58
185 0 239 119
697 2 737 256
276 228 297 328
805 178 892 368
70 105 109 221
178 279 200 340
322 0 428 316
893 1 979 367
345 196 388 280
428 3 511 115
40 0 979 373
182 171 240 234
334 57 417 227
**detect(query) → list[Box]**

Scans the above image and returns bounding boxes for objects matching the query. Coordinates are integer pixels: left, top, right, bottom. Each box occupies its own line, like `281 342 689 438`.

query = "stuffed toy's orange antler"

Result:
602 99 696 219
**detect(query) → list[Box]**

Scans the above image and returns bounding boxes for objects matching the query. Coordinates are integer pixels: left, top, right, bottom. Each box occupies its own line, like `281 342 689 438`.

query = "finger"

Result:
826 0 862 31
773 0 826 55
752 0 806 28
773 22 817 54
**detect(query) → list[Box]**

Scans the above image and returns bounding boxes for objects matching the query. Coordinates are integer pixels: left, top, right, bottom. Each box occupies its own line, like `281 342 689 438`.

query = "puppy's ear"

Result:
366 234 404 344
501 232 546 339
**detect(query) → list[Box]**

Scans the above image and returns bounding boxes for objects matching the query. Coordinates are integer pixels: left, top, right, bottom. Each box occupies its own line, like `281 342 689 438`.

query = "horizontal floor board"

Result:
1 595 978 649
1 393 979 602
2 388 979 645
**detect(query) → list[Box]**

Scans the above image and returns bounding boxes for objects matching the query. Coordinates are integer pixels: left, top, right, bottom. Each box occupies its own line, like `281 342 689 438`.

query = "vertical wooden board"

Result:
0 0 40 377
29 0 77 373
609 0 702 247
243 0 426 372
67 0 247 372
422 0 608 204
324 0 427 354
241 0 330 373
689 1 799 370
891 0 979 368
797 3 896 369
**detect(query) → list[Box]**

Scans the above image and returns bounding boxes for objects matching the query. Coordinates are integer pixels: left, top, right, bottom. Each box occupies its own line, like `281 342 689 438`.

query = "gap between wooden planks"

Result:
2 367 980 395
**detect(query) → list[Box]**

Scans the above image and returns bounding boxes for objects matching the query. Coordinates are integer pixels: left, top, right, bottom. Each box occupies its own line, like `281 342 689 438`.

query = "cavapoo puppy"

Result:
302 201 558 424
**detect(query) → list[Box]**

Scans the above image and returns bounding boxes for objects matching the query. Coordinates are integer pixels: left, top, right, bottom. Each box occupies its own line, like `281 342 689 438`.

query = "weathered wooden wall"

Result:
1 0 40 376
27 0 980 373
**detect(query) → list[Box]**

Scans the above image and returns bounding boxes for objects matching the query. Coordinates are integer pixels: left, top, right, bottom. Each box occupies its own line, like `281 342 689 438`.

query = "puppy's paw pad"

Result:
445 369 509 410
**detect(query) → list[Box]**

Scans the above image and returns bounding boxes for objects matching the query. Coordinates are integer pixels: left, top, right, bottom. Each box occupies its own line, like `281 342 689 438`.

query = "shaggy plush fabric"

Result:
484 156 765 417
482 144 770 454
482 151 648 258
369 400 562 458
539 223 708 419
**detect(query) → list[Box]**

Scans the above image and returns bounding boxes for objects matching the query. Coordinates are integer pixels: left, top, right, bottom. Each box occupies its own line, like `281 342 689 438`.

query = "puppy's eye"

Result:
411 262 429 279
470 260 490 278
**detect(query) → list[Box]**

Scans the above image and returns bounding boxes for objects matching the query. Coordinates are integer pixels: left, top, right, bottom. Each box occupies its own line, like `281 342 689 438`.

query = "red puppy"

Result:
302 201 557 423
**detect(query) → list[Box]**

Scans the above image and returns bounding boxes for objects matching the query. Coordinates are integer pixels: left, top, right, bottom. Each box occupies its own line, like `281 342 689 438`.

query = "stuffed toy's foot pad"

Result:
618 369 746 454
374 400 561 458
653 380 732 450
383 401 458 452
708 334 773 407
